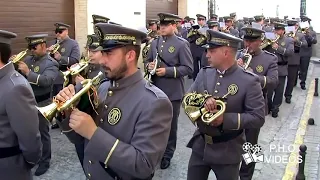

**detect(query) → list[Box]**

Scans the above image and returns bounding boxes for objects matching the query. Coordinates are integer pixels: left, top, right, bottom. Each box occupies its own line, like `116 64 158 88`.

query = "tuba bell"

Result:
182 92 227 125
10 49 28 63
37 71 103 122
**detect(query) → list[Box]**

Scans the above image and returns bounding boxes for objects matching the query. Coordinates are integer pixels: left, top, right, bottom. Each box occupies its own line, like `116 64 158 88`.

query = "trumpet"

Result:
182 92 227 125
48 41 61 54
37 71 103 122
62 57 90 87
241 47 252 70
260 34 280 49
10 49 28 63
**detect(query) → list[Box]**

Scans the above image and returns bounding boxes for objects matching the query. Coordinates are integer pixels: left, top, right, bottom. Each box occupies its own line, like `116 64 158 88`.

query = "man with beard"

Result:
18 34 59 176
0 30 42 180
50 22 80 129
55 23 173 179
145 12 193 169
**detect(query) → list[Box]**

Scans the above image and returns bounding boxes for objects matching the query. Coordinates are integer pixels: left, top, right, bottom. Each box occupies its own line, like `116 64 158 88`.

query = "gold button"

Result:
89 70 92 73
217 82 220 85
160 50 163 52
15 73 19 77
100 119 104 123
116 83 119 87
104 105 108 109
88 173 91 178
161 45 163 48
219 75 223 78
214 90 218 93
107 91 113 96
89 160 92 164
163 40 165 43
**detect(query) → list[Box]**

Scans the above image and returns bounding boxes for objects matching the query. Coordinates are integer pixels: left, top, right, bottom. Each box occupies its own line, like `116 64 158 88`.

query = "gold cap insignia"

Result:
228 84 238 95
34 66 40 73
87 36 93 46
108 107 121 125
256 65 264 73
168 46 175 53
246 29 253 35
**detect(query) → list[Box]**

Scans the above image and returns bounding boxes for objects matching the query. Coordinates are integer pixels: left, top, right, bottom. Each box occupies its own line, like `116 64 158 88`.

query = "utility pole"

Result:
213 0 216 14
300 0 306 16
262 8 264 16
276 5 279 17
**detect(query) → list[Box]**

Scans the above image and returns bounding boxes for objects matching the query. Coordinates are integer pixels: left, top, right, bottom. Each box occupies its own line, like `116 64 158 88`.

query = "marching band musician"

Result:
187 23 206 80
186 30 265 180
223 16 239 37
299 16 317 90
284 19 308 103
237 26 278 180
50 22 80 129
56 23 173 179
196 14 207 28
145 12 193 169
19 34 59 176
0 30 42 179
147 19 159 38
210 14 218 21
265 22 294 118
72 34 106 170
200 20 220 67
175 18 188 38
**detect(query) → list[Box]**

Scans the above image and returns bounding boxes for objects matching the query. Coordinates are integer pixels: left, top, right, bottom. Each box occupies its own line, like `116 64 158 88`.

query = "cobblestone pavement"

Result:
33 62 319 180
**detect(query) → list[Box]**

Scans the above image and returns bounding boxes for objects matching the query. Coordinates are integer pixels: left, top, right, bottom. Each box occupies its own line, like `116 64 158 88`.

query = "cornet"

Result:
260 34 280 49
182 92 227 125
10 49 28 63
48 41 61 54
62 57 90 87
241 47 252 70
37 71 103 122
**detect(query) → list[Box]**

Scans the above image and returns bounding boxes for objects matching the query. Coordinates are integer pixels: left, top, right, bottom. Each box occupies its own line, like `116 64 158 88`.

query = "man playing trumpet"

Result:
19 34 59 176
185 30 265 180
55 23 173 179
237 25 278 180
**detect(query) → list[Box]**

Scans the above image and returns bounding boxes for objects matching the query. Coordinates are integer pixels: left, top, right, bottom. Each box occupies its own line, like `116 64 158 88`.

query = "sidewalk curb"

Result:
282 79 315 180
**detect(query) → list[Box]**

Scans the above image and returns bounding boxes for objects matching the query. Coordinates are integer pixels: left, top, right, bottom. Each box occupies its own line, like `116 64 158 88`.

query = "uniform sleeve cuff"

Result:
222 113 240 130
263 76 267 88
84 127 118 164
173 67 177 78
27 71 40 85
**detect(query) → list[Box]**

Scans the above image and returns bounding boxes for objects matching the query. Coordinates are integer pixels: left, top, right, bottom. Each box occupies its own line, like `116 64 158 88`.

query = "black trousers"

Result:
38 106 51 165
75 139 85 172
239 128 260 180
192 58 201 81
187 151 240 180
300 56 311 86
267 76 286 112
285 65 299 98
163 100 181 160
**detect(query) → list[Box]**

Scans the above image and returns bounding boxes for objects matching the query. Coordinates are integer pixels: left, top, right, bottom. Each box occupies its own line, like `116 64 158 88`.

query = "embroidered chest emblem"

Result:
108 107 121 125
256 65 264 73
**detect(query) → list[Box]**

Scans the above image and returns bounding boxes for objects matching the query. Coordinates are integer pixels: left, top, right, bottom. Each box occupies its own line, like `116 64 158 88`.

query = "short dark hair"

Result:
0 43 12 64
122 45 141 63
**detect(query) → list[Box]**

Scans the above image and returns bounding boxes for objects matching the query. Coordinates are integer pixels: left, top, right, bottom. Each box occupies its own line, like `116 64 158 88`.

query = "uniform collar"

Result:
252 49 262 56
109 69 143 90
34 53 48 61
0 62 14 79
216 62 238 75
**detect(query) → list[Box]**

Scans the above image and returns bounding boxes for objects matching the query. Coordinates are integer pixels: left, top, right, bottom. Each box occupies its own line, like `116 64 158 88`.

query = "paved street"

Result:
33 61 320 180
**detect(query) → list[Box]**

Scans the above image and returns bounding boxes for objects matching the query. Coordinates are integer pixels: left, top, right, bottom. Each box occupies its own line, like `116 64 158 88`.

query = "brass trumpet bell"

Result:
10 49 28 63
182 92 226 125
36 102 58 122
36 71 103 122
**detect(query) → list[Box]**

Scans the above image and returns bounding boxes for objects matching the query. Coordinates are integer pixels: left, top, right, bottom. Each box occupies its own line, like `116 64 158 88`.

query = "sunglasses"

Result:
28 45 37 50
55 29 64 34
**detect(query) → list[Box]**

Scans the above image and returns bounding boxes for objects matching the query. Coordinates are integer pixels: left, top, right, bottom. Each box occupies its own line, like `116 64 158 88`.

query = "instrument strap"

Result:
155 37 172 67
203 68 208 92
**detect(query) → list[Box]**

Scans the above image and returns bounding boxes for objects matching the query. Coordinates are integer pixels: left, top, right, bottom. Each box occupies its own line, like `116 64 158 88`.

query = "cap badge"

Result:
108 107 121 125
228 84 238 95
246 29 253 36
168 46 175 53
